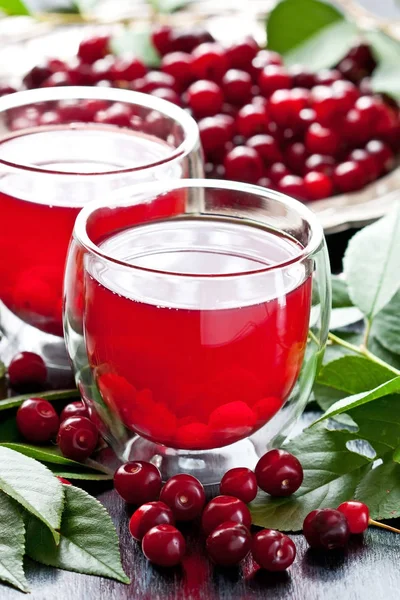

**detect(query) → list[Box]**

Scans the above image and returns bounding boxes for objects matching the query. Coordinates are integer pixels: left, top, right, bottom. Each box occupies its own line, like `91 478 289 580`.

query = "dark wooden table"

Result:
4 227 400 600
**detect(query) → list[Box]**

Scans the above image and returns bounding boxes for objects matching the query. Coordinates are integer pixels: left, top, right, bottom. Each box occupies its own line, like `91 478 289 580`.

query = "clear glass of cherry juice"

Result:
65 179 331 483
0 86 202 373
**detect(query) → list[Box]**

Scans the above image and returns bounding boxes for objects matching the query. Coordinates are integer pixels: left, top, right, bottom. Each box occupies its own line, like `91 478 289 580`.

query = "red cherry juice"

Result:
84 217 312 450
0 124 180 337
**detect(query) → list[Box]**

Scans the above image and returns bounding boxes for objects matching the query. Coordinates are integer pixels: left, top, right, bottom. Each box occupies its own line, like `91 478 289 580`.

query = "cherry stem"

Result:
369 518 400 534
328 332 400 376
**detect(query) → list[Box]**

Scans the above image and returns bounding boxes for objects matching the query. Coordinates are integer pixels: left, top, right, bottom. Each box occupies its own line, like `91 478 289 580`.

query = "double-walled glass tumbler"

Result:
64 179 330 483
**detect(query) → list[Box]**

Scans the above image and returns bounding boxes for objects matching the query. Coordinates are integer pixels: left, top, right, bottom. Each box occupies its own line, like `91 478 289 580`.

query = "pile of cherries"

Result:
10 351 100 463
1 25 399 201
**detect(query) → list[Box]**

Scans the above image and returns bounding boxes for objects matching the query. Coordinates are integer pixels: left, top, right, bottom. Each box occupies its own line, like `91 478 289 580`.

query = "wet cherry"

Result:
252 529 296 571
114 461 162 505
255 449 303 497
129 501 175 541
206 521 251 566
160 474 206 521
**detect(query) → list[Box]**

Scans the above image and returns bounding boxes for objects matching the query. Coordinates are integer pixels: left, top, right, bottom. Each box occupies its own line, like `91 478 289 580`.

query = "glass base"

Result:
0 301 73 387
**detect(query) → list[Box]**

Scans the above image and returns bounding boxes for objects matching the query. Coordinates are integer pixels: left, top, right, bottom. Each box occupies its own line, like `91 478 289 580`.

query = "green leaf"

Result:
0 447 64 543
0 415 20 442
365 29 400 64
369 336 400 371
343 206 400 320
365 31 400 100
372 290 400 356
266 0 344 55
330 306 363 330
323 331 363 364
312 382 347 411
0 360 5 380
317 355 395 394
285 20 358 71
331 275 353 308
0 389 78 412
370 62 400 102
72 0 98 14
0 0 30 15
26 485 130 584
355 459 400 520
0 491 29 592
314 376 400 424
148 0 189 13
110 29 161 68
47 466 112 481
0 443 111 476
348 394 400 454
250 426 372 531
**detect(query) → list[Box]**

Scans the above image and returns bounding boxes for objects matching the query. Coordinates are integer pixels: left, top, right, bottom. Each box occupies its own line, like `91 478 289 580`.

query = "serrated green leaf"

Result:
110 29 161 68
266 0 344 55
0 389 78 412
312 382 346 411
285 20 358 71
355 459 400 520
0 0 30 15
348 394 400 454
0 447 64 543
314 376 400 424
250 426 372 531
323 331 364 364
372 290 400 356
0 491 29 592
331 275 353 308
148 0 189 13
47 466 112 481
26 485 129 584
317 355 395 394
369 336 400 371
343 206 400 320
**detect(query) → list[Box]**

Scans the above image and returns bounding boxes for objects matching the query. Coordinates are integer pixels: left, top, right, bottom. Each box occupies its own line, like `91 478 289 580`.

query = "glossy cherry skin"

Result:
252 529 296 571
129 501 175 541
142 524 186 567
8 352 47 390
303 508 350 549
201 495 252 536
56 477 71 485
57 416 98 462
304 171 333 200
16 398 59 443
337 501 369 534
206 521 251 566
255 449 304 497
220 468 258 503
160 474 206 521
78 35 109 64
60 401 89 422
114 461 162 505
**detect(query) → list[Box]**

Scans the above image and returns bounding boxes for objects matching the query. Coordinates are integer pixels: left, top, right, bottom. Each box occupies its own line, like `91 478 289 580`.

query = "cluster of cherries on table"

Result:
113 452 379 570
1 25 399 202
9 351 100 462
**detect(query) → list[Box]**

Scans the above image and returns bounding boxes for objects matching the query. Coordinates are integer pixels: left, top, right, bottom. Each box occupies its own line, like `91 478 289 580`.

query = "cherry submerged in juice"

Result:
0 124 177 336
85 217 312 450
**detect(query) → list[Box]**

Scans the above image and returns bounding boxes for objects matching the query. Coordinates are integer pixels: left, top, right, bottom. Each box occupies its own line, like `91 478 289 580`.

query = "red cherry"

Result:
199 116 231 157
129 501 175 541
337 501 369 534
191 43 228 82
341 108 370 143
236 104 269 138
246 134 282 165
137 71 178 93
289 65 315 89
57 416 98 462
23 65 53 89
78 35 109 64
60 401 89 422
269 88 310 126
16 398 59 443
201 495 252 536
365 139 394 175
347 148 379 182
151 25 173 56
160 474 205 521
265 162 291 184
278 175 308 200
94 103 132 127
8 352 47 390
224 146 263 183
314 69 342 85
305 123 340 155
255 449 303 497
114 461 162 505
304 171 333 200
284 142 308 174
333 161 367 192
226 37 259 70
304 153 335 176
206 521 251 566
186 80 223 118
161 52 193 88
142 524 186 567
170 27 214 54
0 85 17 96
220 468 258 503
252 529 296 571
258 65 291 97
222 69 252 105
303 508 350 550
150 88 182 106
109 56 147 82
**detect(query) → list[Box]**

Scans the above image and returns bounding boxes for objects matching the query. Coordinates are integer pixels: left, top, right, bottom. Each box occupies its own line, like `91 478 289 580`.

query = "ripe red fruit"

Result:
60 401 89 422
224 146 263 183
258 65 291 97
170 27 214 54
150 88 181 106
222 69 252 105
365 140 394 175
220 467 258 503
347 148 379 183
161 52 193 88
278 175 308 200
129 501 175 541
226 37 259 70
57 416 98 462
186 80 223 118
304 171 333 200
160 474 205 521
246 134 282 164
206 521 251 566
8 351 47 390
269 88 310 126
305 123 340 155
236 104 269 138
17 398 59 443
191 43 228 82
333 161 367 192
109 56 147 82
201 495 252 535
252 529 296 571
94 102 132 127
151 25 173 56
303 508 350 550
114 461 162 505
78 35 109 64
284 142 308 174
304 154 335 176
142 524 185 567
266 162 291 184
337 501 369 534
199 116 231 156
255 449 303 496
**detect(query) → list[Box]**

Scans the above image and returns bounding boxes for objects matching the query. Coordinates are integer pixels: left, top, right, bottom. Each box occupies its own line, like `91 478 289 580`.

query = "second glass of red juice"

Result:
0 87 202 372
64 179 331 483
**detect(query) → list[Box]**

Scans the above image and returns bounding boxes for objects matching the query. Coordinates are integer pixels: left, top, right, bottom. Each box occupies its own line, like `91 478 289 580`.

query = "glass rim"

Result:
74 178 325 279
0 86 199 176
